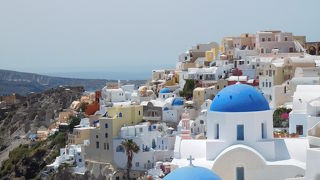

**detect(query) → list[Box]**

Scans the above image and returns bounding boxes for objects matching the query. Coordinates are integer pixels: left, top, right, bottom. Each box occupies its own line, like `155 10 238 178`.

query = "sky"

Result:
0 0 319 80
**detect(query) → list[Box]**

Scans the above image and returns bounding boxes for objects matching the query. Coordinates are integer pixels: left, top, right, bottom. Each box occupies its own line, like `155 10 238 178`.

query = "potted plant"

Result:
274 132 279 138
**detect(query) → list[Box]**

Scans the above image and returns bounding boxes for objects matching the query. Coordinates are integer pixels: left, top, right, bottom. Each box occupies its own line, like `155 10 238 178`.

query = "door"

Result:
236 167 244 180
296 125 303 135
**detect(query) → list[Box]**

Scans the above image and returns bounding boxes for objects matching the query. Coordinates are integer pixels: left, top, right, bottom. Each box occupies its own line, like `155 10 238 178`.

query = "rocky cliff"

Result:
0 86 84 166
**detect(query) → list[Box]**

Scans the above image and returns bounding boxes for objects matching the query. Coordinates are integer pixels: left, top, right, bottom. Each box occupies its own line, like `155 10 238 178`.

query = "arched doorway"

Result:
307 46 316 55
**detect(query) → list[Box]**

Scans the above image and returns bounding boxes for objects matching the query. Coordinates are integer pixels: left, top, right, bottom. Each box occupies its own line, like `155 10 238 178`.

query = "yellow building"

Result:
84 105 143 164
205 48 219 62
193 86 217 108
165 72 180 86
193 88 206 108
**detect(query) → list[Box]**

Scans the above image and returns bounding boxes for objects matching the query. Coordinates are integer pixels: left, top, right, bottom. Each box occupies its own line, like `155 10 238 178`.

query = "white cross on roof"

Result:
187 155 195 166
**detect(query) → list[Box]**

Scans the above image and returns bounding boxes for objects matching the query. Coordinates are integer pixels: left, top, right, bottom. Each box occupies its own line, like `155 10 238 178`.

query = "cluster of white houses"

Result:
47 31 320 180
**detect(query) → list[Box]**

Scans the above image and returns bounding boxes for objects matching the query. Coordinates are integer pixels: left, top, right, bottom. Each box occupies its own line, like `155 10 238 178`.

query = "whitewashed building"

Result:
171 84 313 180
113 122 175 171
289 85 320 137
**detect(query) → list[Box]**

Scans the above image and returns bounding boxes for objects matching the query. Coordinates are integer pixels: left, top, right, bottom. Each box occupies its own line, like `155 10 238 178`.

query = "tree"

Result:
69 116 81 133
180 79 196 100
121 139 140 180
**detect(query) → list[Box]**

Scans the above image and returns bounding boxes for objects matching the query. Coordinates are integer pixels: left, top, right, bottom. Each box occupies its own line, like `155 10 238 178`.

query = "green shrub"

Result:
69 116 81 133
181 79 196 100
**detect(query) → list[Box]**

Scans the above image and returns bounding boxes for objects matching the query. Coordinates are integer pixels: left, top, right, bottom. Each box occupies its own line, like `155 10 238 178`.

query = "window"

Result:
135 162 139 167
107 143 109 150
284 37 288 41
96 141 100 149
116 177 120 180
116 145 124 152
289 47 294 52
217 85 219 90
261 123 266 139
105 123 108 128
236 167 244 180
296 125 303 135
79 158 82 162
237 125 244 141
262 38 265 42
262 82 264 87
96 135 98 138
268 37 271 41
163 95 165 98
216 124 220 139
119 112 122 118
138 111 141 116
105 133 108 138
269 82 271 87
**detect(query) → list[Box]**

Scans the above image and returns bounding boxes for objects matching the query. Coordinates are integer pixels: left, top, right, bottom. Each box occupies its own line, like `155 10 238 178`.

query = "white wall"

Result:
289 113 307 136
212 145 305 180
306 148 320 180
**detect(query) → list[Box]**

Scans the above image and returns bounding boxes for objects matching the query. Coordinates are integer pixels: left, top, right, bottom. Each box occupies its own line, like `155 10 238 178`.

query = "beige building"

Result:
68 127 94 145
193 80 228 109
221 33 256 60
1 93 17 105
221 31 306 60
259 56 316 102
84 105 143 164
58 111 73 123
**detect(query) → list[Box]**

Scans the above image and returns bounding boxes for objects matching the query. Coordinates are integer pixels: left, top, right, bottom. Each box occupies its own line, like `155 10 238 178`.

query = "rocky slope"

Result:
0 86 84 167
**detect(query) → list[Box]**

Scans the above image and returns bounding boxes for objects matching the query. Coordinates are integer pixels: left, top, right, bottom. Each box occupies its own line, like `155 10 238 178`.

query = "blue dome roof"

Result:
172 98 184 106
210 84 269 112
160 87 171 93
164 166 221 180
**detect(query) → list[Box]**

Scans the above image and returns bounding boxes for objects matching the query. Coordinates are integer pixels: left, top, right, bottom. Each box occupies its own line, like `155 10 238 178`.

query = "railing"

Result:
308 120 320 146
143 116 161 121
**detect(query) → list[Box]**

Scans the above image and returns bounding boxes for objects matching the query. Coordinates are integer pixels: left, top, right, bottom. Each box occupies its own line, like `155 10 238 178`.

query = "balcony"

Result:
143 116 161 121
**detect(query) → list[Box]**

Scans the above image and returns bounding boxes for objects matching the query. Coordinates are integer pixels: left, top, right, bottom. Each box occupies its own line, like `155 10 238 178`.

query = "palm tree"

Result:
121 139 140 180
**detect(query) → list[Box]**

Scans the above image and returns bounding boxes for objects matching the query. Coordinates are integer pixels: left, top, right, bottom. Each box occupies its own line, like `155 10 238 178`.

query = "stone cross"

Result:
187 155 195 166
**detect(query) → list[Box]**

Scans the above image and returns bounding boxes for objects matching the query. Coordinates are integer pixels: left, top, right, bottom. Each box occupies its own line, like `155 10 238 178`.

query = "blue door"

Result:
237 125 244 141
216 124 219 139
236 167 244 180
261 123 265 139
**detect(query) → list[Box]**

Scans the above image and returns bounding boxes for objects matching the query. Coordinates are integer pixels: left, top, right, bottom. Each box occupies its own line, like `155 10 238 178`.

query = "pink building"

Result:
181 112 191 140
255 31 296 54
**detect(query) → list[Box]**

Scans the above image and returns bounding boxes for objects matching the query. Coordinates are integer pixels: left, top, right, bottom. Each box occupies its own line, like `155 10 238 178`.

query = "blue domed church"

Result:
171 84 307 180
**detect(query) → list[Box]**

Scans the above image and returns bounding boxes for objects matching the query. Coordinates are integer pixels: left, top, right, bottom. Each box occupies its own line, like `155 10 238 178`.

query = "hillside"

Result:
0 86 85 168
0 69 146 96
